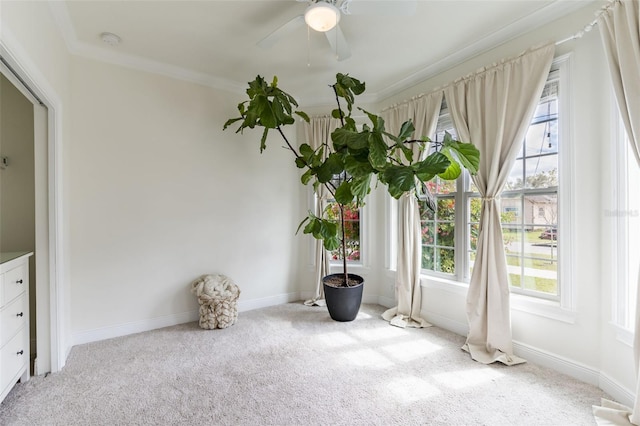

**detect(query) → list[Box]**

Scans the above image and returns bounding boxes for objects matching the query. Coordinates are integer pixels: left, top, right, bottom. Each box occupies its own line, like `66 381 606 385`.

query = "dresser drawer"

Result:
2 263 27 306
0 327 28 392
0 294 28 347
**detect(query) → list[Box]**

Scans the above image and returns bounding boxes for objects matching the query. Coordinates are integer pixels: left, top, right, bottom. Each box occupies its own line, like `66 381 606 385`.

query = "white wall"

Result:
68 56 303 341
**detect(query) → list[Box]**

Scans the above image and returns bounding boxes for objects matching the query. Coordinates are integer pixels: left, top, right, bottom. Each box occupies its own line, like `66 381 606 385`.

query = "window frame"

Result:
611 108 639 340
416 55 575 313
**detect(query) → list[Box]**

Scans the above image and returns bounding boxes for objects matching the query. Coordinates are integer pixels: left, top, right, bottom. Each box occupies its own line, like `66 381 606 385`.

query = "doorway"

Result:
0 48 62 374
0 73 37 373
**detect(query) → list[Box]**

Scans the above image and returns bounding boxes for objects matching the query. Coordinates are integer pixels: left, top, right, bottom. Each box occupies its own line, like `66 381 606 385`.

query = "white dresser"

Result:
0 252 32 404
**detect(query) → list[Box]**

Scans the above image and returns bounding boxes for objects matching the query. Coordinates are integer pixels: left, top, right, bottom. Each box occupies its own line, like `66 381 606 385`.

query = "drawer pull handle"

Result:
17 312 24 317
17 350 24 355
16 279 23 284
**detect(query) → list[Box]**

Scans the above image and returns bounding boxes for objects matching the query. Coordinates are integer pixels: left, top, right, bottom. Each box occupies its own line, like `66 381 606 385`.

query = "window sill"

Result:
420 275 468 296
510 294 576 324
419 274 577 324
610 322 634 347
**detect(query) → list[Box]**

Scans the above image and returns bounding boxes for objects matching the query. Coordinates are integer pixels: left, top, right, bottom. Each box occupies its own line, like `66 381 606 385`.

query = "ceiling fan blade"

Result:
325 24 351 61
257 15 305 49
341 0 417 16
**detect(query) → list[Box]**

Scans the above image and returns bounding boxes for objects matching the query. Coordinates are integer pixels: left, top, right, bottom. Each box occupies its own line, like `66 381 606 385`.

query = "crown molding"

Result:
47 0 596 104
374 0 597 104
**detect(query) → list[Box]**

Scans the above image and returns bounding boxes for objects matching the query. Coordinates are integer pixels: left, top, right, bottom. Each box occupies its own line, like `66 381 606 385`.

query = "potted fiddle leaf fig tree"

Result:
224 73 479 322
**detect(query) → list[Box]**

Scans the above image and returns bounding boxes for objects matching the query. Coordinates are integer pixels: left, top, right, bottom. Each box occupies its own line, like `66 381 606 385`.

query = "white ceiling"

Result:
50 0 599 106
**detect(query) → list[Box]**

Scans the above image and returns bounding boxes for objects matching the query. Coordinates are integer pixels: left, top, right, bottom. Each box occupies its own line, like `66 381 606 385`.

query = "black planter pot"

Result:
322 273 364 322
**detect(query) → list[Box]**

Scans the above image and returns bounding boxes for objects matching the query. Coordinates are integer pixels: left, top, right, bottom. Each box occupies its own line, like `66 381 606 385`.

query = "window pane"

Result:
525 194 557 229
524 120 558 156
469 197 481 223
436 248 455 274
422 246 434 270
469 223 479 251
506 255 522 289
438 198 455 221
422 221 434 245
502 227 522 257
505 159 524 190
437 178 456 195
420 203 435 220
437 223 454 247
524 155 558 189
501 195 521 225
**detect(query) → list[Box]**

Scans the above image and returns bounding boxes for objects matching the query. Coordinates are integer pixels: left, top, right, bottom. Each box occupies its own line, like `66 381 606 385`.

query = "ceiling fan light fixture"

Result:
304 2 340 32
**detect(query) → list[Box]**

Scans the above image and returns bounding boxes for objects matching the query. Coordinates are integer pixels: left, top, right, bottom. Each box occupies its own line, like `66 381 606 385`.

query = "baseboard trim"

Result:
599 372 635 408
72 292 300 346
377 296 395 309
237 292 300 312
72 310 199 346
512 340 600 386
422 310 469 336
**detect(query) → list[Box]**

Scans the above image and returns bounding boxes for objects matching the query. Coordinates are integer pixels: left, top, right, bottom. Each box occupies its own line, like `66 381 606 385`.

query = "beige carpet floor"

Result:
0 303 609 425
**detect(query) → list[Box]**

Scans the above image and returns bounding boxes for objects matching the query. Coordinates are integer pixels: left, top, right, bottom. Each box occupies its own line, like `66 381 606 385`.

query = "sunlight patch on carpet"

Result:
381 339 442 362
342 348 394 368
316 331 358 348
432 368 505 389
349 326 408 342
386 377 441 403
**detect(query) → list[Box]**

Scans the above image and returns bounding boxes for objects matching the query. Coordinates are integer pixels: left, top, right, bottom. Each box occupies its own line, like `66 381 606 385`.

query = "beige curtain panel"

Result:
381 91 443 328
594 1 640 425
445 43 555 365
303 116 340 307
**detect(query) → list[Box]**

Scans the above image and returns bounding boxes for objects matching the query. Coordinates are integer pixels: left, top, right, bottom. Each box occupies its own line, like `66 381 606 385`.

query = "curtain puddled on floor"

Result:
303 116 340 307
593 1 640 425
445 43 555 365
380 91 443 328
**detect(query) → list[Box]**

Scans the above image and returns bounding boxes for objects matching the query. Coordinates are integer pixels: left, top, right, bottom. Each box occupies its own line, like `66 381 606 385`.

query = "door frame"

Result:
1 38 66 373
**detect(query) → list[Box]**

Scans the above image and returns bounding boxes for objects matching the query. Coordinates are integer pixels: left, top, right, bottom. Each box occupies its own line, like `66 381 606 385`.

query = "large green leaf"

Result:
300 169 313 185
323 235 341 251
443 133 480 174
344 155 374 177
382 165 416 199
397 120 415 142
316 153 344 183
437 149 462 180
320 220 338 241
332 128 368 151
368 132 388 169
294 111 310 123
414 152 450 181
334 181 354 205
351 175 372 200
223 117 242 131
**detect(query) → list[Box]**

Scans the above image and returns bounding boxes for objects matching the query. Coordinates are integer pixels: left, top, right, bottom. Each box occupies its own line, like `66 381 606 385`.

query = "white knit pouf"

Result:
190 274 240 329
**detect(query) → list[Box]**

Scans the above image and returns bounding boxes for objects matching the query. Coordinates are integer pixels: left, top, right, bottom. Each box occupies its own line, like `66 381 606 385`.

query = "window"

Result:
492 76 560 298
419 179 456 273
419 68 563 301
326 200 361 262
418 103 459 276
613 121 640 331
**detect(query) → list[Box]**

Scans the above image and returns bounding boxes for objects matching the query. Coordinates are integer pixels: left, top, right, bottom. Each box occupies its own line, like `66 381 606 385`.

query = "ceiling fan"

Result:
257 0 417 61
